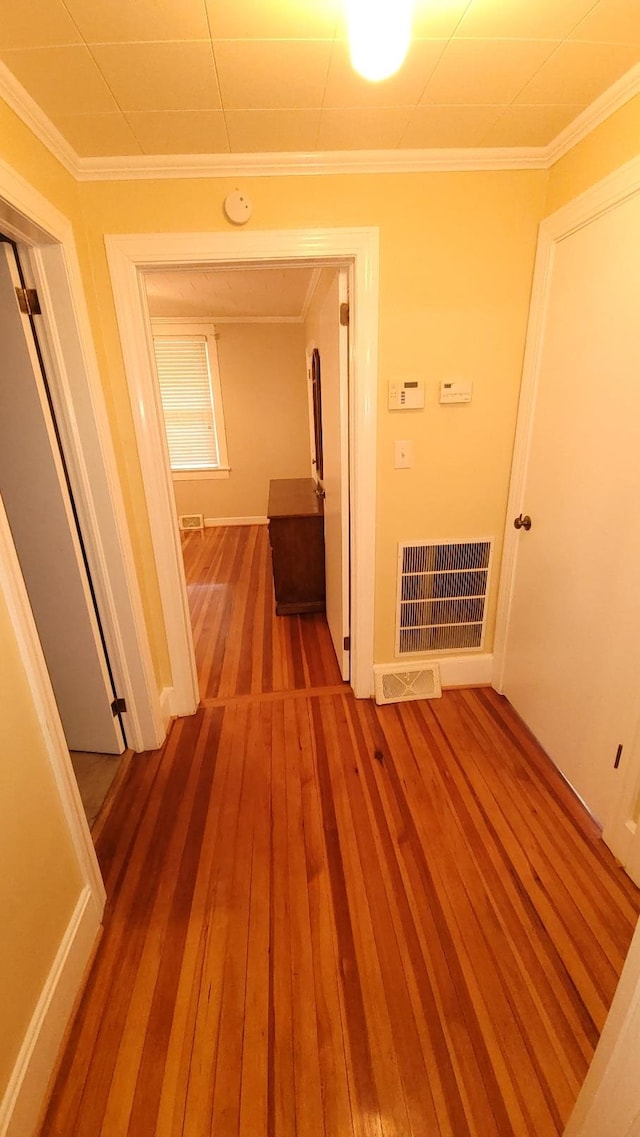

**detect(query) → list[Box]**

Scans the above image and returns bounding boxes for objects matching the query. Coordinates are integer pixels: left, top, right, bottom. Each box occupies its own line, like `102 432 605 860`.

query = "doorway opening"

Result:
140 260 351 699
106 227 379 715
0 234 129 827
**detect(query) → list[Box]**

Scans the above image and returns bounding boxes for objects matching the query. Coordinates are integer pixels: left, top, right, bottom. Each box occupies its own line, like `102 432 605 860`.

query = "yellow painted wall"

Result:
79 168 547 663
546 94 640 214
167 323 311 520
0 583 84 1093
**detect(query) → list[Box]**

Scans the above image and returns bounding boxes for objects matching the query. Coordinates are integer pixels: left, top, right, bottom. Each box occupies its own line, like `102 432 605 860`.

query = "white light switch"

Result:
394 440 413 469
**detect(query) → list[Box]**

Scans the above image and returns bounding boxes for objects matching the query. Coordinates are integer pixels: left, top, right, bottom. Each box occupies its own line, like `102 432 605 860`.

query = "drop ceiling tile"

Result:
317 107 413 149
62 0 210 43
225 109 320 152
481 103 585 146
455 0 597 41
412 0 474 39
0 45 118 115
570 0 640 44
206 0 339 40
400 103 503 146
54 112 143 155
420 38 556 104
90 42 221 112
213 41 332 109
0 0 82 50
515 40 640 104
323 39 445 109
126 110 229 153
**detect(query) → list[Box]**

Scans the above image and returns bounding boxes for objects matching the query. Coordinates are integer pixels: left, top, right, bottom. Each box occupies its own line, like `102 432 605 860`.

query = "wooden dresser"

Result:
267 478 325 615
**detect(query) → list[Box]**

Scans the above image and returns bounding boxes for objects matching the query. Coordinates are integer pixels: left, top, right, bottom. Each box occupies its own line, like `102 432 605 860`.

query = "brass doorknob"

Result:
513 513 532 531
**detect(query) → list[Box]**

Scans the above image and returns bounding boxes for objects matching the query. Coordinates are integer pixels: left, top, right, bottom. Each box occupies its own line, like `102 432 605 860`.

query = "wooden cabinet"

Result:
267 478 325 615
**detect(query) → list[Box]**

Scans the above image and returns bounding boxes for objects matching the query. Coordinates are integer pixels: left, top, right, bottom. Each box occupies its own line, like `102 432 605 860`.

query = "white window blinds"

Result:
153 336 220 471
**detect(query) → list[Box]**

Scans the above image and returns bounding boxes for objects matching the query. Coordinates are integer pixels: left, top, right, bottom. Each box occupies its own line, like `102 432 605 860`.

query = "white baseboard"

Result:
378 652 494 691
159 685 175 731
204 516 267 527
439 652 494 687
0 886 101 1137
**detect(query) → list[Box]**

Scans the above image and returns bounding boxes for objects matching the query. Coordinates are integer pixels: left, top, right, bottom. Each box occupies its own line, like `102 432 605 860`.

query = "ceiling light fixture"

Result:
345 0 413 82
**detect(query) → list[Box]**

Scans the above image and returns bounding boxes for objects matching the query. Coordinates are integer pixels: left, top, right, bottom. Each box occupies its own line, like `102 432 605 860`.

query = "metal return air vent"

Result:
397 539 493 655
374 662 441 705
179 513 204 531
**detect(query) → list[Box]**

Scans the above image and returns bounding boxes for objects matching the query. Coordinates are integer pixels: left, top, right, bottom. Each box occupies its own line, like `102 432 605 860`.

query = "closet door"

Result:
502 191 640 830
0 242 124 753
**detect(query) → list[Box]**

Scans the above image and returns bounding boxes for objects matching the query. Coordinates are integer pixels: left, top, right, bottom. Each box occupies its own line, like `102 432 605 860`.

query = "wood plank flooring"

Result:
38 526 640 1137
182 525 343 700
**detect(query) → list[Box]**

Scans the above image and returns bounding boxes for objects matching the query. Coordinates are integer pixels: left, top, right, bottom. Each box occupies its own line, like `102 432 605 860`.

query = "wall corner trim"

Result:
0 886 101 1137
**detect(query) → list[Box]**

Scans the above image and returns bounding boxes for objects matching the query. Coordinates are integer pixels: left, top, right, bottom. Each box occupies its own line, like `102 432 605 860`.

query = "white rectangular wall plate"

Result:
394 440 413 469
440 380 472 404
389 379 425 409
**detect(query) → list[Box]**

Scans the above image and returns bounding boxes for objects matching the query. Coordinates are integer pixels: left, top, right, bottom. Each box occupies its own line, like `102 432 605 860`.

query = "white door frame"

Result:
106 228 379 700
492 154 640 880
0 156 165 757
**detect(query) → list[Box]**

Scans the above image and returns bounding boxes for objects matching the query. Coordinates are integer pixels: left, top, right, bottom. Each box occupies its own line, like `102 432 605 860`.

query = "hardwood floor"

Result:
182 525 343 700
38 527 639 1137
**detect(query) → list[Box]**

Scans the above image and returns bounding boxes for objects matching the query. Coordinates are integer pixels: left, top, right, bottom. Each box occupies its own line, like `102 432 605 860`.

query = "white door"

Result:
502 191 640 830
0 242 124 754
318 269 350 680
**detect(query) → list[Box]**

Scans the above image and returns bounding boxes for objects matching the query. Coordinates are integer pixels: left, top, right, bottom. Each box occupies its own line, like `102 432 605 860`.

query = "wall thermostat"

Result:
223 190 252 225
388 379 425 410
440 380 472 404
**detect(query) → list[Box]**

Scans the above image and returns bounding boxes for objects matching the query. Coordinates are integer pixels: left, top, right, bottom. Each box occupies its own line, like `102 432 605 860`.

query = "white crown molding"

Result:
1 54 640 184
0 61 79 178
545 62 640 167
75 146 550 180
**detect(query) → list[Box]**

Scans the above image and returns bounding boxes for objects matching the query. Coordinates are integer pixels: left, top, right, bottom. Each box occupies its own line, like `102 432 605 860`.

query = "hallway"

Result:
38 527 640 1136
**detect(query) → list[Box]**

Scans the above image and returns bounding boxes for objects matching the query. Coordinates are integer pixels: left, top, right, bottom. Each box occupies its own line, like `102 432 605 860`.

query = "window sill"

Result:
171 468 231 481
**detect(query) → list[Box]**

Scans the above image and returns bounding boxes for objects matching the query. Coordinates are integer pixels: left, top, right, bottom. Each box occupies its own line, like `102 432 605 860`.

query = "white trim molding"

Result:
205 516 268 527
0 156 165 752
0 62 77 178
76 146 549 180
2 57 640 183
0 888 100 1137
546 62 640 166
106 227 379 699
377 653 493 692
492 152 640 875
0 493 105 905
563 914 640 1137
438 652 494 688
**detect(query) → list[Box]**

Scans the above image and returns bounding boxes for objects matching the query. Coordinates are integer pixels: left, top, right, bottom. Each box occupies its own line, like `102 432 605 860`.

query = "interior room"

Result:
1 2 640 1135
142 262 348 696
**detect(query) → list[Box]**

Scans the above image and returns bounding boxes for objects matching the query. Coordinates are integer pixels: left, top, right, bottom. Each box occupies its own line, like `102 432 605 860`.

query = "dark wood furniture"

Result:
267 478 325 615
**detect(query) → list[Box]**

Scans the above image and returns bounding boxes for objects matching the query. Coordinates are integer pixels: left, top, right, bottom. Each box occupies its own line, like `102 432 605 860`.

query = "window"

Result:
152 333 228 474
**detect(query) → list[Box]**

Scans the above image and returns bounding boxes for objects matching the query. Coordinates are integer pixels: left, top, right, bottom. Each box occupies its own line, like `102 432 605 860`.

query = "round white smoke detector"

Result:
223 190 252 225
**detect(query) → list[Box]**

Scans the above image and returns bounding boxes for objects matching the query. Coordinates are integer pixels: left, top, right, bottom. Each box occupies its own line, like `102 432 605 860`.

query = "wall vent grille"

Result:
179 513 204 531
396 539 493 655
374 662 441 705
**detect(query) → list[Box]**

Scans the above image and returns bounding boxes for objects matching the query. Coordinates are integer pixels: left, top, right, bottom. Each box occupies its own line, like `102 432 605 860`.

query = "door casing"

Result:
106 228 379 701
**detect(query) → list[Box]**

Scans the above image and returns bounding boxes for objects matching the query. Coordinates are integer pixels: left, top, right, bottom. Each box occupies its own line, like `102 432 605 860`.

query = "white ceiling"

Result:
144 266 318 319
0 0 639 158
